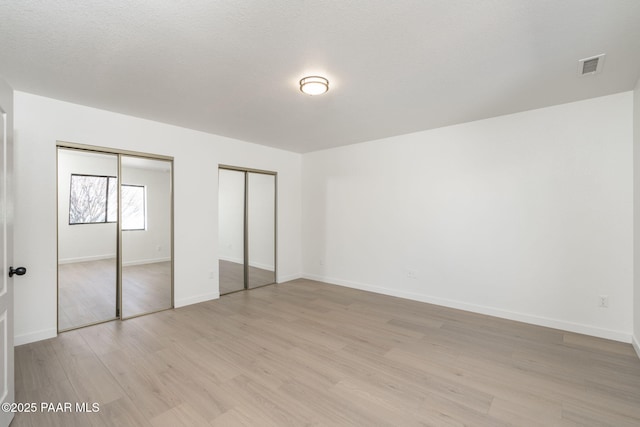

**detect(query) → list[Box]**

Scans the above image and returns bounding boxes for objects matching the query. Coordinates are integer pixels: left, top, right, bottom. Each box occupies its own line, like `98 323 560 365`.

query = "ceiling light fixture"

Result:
299 76 329 95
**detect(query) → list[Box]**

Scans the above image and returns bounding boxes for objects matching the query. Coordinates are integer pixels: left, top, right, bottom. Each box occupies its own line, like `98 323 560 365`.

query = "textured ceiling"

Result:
1 1 639 153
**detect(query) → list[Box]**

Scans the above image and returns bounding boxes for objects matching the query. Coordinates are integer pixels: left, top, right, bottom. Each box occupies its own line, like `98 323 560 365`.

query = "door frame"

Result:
0 78 15 427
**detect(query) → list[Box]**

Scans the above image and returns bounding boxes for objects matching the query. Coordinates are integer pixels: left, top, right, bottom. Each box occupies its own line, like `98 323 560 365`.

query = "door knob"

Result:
9 266 26 278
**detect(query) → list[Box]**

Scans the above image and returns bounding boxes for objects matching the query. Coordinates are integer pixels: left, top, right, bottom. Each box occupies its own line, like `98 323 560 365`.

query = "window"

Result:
69 174 116 224
69 174 146 230
121 185 146 230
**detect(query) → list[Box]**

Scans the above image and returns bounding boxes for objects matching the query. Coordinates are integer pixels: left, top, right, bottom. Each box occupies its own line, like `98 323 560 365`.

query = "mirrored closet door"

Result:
247 172 276 289
121 156 173 318
218 166 276 295
57 144 173 331
218 169 246 294
57 148 119 331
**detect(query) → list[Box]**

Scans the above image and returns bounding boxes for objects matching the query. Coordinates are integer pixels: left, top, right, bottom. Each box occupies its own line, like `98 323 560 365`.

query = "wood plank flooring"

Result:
121 261 172 318
218 260 275 295
58 260 172 330
14 279 640 426
58 259 118 330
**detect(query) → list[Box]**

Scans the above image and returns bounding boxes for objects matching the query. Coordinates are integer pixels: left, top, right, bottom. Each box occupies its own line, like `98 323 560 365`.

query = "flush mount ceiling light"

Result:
299 76 329 95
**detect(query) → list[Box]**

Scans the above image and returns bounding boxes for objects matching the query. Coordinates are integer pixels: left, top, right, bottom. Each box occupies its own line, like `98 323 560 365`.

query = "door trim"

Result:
57 141 173 161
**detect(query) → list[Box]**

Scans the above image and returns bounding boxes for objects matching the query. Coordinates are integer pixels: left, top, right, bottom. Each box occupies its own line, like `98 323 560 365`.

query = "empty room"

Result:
1 1 640 426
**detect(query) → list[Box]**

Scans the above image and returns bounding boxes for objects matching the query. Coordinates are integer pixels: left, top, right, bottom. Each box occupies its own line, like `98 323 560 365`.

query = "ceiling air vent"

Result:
578 54 606 76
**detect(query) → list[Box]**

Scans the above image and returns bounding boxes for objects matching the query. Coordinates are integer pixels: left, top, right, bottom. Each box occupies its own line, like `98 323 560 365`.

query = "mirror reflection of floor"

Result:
58 258 116 330
122 261 172 317
218 259 275 295
58 259 171 331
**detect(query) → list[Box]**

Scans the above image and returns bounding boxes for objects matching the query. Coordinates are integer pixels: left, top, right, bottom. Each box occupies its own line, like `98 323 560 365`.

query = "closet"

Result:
57 143 173 331
218 166 276 294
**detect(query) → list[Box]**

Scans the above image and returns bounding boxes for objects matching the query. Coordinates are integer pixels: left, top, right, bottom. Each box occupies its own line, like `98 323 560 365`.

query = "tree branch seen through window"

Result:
69 174 146 230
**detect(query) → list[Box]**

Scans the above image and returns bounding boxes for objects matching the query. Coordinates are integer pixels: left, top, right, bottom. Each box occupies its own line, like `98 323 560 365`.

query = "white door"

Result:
0 77 15 427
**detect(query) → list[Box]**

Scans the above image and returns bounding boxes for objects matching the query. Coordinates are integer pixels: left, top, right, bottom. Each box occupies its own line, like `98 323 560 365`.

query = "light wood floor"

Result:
58 260 172 331
218 260 275 295
58 259 117 330
121 261 172 318
15 279 640 426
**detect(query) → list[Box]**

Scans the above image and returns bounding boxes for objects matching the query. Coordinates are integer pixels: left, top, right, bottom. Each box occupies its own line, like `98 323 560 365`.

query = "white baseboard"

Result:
219 255 243 264
277 273 303 283
249 261 275 271
174 291 219 308
14 328 57 346
59 255 170 267
303 274 632 343
218 256 274 271
122 257 171 267
633 335 640 359
58 254 116 264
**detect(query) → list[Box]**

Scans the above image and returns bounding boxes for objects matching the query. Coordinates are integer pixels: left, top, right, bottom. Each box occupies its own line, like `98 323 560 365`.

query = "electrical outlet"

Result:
319 259 325 266
209 271 214 279
406 269 417 279
598 295 609 308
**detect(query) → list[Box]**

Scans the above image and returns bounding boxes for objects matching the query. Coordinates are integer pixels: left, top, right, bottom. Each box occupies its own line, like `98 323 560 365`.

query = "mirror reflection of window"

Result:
69 174 115 224
69 175 146 230
121 184 146 230
107 177 117 221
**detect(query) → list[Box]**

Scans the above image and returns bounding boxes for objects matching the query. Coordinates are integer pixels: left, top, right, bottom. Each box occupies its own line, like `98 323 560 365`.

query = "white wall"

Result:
121 162 172 266
634 78 640 356
13 91 302 345
302 92 634 342
57 149 118 262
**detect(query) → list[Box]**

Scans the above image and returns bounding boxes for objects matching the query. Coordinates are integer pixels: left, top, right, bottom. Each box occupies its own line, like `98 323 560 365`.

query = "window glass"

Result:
69 174 109 224
69 174 145 230
122 185 145 230
106 177 118 222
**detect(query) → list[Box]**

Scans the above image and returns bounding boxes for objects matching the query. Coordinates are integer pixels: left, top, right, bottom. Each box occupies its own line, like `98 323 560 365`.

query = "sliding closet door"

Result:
57 148 119 331
120 156 173 318
218 169 246 294
247 172 276 288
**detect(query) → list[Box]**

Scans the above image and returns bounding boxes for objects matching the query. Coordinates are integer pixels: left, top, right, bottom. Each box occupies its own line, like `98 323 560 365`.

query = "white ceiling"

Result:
1 1 639 153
